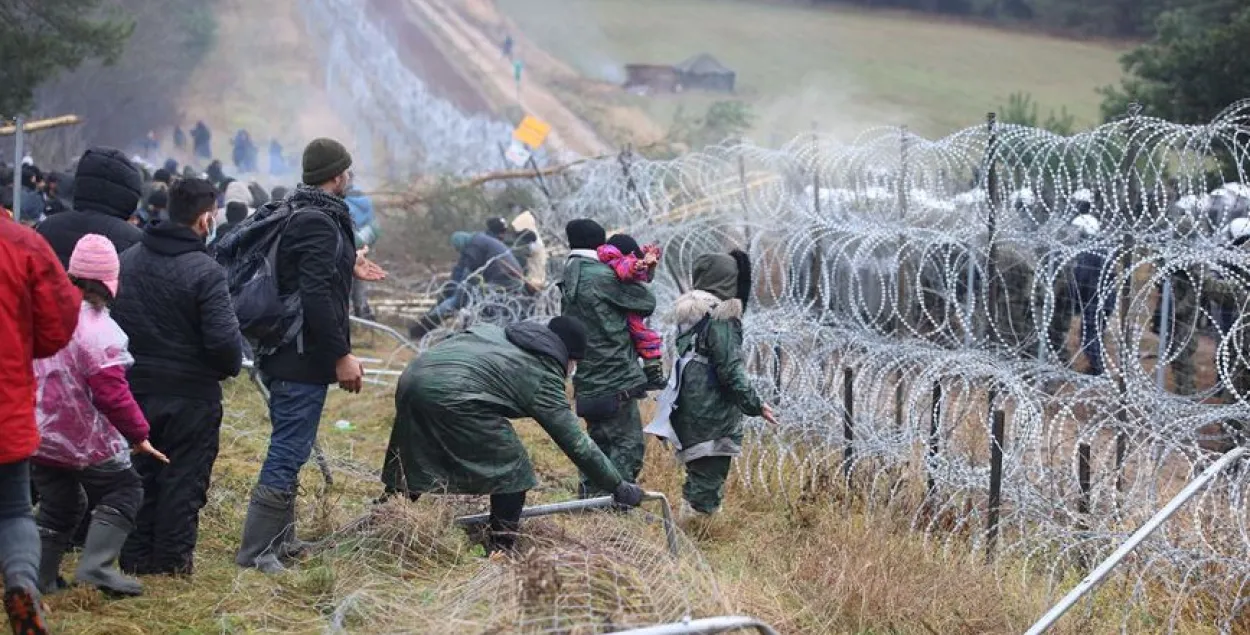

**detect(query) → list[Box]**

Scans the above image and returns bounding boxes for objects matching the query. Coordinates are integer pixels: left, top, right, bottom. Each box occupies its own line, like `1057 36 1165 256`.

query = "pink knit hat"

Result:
68 234 120 296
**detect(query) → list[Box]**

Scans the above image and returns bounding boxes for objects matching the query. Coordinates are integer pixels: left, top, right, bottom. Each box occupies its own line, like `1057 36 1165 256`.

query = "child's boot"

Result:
74 507 142 596
37 528 70 594
643 359 667 390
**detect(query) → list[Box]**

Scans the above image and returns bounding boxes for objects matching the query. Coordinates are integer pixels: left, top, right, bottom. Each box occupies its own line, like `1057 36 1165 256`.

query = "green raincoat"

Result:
669 290 763 461
559 252 657 398
380 322 623 495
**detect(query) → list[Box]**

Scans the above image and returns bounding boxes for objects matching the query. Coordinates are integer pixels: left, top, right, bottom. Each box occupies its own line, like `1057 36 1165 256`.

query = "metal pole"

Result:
454 491 680 557
1025 447 1246 635
1155 279 1172 389
986 408 1005 562
842 368 854 482
12 116 24 222
608 616 781 635
926 382 942 497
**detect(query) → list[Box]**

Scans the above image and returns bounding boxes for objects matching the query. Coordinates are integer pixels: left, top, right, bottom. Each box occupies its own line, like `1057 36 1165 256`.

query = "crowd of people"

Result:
1 128 782 633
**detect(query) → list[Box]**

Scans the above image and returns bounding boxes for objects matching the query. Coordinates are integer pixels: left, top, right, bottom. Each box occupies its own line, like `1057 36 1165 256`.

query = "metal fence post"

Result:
842 368 854 483
12 115 24 222
771 343 783 404
927 381 942 497
986 407 1005 562
1155 278 1173 389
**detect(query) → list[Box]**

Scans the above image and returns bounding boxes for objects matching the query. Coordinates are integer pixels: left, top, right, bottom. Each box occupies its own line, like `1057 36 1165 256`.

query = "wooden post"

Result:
772 343 783 404
739 152 752 246
986 407 1005 562
842 368 854 483
927 382 942 497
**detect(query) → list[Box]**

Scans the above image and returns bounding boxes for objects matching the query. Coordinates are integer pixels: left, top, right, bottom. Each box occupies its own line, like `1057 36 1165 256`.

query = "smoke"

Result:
749 71 915 145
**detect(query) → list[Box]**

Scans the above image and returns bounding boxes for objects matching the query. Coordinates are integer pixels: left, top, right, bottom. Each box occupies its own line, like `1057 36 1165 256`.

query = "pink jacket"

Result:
33 302 150 469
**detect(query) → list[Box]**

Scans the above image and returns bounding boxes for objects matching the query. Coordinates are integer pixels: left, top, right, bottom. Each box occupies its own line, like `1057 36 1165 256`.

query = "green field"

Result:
497 0 1130 141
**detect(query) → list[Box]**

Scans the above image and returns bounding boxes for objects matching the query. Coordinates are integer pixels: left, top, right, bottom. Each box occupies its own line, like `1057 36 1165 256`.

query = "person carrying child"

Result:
32 234 168 597
596 234 666 389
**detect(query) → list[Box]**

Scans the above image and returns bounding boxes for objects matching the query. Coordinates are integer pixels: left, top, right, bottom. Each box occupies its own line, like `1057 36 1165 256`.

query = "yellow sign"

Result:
512 115 551 149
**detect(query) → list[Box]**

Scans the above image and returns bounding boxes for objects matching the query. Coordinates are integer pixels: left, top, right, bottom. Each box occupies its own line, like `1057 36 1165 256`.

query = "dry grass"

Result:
494 0 1129 142
30 326 1221 634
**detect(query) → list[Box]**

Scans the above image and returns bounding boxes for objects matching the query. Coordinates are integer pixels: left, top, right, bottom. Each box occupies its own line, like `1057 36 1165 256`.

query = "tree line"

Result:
819 0 1242 39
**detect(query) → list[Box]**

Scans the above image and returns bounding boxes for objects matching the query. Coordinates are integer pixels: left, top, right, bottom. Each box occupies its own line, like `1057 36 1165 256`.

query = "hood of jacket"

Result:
504 320 569 369
673 290 743 333
224 181 252 207
72 147 142 220
451 231 472 252
141 221 208 257
692 253 740 301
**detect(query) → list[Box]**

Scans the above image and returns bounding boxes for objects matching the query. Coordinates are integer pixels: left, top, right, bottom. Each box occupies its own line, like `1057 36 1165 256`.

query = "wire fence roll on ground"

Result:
465 102 1250 631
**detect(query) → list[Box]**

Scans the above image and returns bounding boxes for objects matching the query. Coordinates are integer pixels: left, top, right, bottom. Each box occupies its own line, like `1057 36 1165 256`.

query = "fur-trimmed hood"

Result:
673 290 743 334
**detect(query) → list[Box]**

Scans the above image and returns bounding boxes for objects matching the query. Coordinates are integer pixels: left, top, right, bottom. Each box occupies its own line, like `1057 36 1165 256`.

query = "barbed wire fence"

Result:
481 103 1250 630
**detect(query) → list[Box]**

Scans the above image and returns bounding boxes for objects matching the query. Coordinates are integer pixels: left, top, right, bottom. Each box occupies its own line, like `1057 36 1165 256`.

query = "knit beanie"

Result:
607 233 642 257
486 216 508 236
147 189 168 210
302 138 353 186
547 316 588 361
69 234 120 297
153 168 171 184
566 218 606 250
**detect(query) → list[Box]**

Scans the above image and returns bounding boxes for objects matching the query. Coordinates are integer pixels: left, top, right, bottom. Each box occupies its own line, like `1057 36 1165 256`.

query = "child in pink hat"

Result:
31 234 167 597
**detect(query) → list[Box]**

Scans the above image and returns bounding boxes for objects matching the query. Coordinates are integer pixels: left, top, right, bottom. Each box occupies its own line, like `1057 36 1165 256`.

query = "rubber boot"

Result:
36 528 70 595
74 508 143 596
3 586 49 635
235 485 292 574
276 503 310 561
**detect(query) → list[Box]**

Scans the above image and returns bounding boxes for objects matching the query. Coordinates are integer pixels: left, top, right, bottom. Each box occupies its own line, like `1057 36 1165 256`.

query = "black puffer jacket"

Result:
36 148 143 266
112 222 244 401
256 185 356 386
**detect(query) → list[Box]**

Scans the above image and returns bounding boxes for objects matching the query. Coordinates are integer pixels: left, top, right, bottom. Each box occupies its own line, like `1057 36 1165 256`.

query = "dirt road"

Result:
409 0 614 157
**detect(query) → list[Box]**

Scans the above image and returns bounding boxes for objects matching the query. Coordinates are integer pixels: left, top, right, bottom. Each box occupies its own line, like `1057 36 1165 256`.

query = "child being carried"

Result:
597 234 666 389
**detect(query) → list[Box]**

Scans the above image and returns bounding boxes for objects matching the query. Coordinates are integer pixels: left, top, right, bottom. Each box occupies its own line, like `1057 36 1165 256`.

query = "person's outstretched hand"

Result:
761 403 779 426
336 354 365 393
354 249 387 281
134 440 170 464
612 481 645 508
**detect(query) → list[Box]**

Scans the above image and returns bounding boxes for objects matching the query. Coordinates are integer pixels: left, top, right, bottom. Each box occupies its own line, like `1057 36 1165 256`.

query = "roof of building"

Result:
674 53 734 76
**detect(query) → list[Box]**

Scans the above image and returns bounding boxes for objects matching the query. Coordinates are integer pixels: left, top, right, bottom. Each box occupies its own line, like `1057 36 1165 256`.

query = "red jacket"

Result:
0 219 81 464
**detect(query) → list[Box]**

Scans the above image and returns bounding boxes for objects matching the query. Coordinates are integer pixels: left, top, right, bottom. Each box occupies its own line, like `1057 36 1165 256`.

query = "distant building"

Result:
623 53 735 94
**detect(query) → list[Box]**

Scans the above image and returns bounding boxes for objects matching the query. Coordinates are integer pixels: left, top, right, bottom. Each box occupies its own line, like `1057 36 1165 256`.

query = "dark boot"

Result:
74 508 142 596
3 586 48 635
407 314 441 341
36 529 70 595
642 359 667 390
276 503 310 561
235 485 292 574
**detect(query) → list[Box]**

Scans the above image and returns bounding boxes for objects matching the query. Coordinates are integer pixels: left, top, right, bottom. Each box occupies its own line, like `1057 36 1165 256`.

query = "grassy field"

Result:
495 0 1129 142
30 323 1217 634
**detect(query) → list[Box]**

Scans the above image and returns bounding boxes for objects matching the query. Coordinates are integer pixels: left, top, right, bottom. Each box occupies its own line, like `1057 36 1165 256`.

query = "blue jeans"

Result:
0 460 39 591
258 379 329 494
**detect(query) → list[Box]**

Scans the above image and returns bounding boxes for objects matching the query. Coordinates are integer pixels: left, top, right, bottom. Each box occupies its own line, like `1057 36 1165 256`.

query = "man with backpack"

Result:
224 138 384 573
111 177 244 576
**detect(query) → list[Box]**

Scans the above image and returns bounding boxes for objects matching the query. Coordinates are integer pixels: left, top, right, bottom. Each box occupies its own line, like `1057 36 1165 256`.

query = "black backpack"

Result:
214 200 341 356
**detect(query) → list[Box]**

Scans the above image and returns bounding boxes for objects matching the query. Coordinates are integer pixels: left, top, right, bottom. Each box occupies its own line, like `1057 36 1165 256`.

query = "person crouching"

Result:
379 316 645 552
32 235 169 596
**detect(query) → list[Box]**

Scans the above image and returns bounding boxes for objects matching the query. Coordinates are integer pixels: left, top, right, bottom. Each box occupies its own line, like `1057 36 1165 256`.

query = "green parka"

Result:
380 322 623 495
669 289 764 462
559 252 657 398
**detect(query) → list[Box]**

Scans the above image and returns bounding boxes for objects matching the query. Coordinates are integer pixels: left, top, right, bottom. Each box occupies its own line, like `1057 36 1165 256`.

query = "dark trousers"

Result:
32 459 142 535
0 460 39 591
121 394 222 576
579 399 644 497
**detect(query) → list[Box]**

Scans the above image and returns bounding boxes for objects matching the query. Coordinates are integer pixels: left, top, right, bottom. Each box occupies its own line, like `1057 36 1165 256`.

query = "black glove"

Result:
612 481 645 508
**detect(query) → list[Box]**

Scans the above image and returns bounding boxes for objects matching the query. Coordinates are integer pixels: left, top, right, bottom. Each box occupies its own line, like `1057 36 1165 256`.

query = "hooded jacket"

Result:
560 252 656 399
511 211 548 284
381 322 622 495
666 252 762 461
36 148 143 267
112 222 244 400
